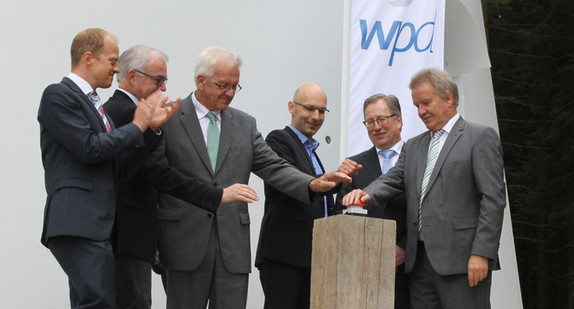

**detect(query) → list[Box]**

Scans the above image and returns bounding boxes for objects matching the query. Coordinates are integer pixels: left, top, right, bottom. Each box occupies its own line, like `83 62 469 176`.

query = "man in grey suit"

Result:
104 45 258 309
37 28 178 308
342 68 506 309
157 46 351 309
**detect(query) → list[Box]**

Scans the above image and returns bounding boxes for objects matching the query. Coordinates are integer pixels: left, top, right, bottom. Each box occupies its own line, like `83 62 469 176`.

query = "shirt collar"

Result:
439 113 460 135
375 139 404 154
289 125 319 151
192 92 221 121
67 72 94 95
117 88 140 106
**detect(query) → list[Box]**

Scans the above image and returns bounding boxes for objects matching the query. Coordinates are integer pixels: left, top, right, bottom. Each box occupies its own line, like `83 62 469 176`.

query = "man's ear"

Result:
83 51 94 66
446 91 455 107
396 114 403 131
288 101 296 116
196 75 206 90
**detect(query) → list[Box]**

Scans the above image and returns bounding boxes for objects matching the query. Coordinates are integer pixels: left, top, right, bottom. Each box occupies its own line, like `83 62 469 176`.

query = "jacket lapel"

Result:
179 94 213 174
415 132 432 195
62 77 109 132
426 117 466 194
284 126 316 174
363 147 383 180
216 109 235 174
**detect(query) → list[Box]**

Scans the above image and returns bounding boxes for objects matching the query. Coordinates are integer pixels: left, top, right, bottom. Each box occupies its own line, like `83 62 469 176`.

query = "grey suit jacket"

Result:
157 94 315 274
363 117 506 275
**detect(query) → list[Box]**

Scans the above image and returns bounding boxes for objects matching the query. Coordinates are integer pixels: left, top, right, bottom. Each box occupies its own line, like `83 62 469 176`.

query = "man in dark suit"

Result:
255 83 360 309
103 45 258 309
156 47 351 309
342 68 506 309
37 28 178 308
336 93 410 308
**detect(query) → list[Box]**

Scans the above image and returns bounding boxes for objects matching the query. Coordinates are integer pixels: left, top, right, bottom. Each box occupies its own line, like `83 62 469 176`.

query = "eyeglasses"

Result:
293 101 330 114
134 69 168 87
363 114 396 128
210 79 242 93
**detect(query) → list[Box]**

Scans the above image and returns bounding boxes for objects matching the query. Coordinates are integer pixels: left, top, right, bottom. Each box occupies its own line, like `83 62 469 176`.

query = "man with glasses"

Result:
104 45 258 309
37 29 178 308
342 69 506 309
156 47 352 309
255 83 360 309
335 93 410 309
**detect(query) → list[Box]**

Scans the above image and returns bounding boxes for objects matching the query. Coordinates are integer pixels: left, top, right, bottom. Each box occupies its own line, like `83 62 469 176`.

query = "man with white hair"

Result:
157 46 351 309
104 45 257 309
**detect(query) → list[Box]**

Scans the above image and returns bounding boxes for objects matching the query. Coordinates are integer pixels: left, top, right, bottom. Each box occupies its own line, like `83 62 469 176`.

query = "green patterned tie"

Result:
418 129 445 232
206 112 220 171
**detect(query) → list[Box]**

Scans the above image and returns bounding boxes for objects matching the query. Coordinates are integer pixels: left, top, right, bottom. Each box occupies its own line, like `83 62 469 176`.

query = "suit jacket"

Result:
363 117 506 275
103 90 222 261
255 126 334 269
157 94 316 274
336 146 407 250
37 77 144 245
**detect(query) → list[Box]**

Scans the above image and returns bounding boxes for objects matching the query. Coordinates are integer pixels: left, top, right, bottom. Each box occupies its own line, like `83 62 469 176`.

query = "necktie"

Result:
418 129 445 232
88 91 111 132
379 149 396 174
206 112 220 171
304 139 328 217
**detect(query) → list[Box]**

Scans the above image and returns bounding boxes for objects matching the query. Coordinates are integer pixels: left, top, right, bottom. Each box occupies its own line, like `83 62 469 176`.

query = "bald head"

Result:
293 83 327 104
289 83 328 138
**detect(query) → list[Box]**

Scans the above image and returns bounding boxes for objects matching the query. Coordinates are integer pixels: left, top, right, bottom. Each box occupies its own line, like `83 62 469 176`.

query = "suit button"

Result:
207 213 213 219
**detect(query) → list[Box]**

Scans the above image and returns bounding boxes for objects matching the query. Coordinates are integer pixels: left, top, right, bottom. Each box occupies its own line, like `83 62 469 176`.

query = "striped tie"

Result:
88 91 111 132
418 129 445 232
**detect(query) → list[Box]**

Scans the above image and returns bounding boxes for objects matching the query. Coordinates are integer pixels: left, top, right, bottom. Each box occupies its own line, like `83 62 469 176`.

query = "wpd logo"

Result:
360 6 436 66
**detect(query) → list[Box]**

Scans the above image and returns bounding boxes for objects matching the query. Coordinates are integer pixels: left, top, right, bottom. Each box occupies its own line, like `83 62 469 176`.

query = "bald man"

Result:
255 83 360 309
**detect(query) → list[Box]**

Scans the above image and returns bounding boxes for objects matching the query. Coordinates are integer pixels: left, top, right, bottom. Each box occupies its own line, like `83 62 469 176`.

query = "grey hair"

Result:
409 68 459 107
194 46 242 85
117 45 168 83
362 93 401 118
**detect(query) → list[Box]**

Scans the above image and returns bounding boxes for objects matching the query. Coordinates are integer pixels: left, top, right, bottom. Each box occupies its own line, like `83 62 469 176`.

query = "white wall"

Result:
0 1 344 308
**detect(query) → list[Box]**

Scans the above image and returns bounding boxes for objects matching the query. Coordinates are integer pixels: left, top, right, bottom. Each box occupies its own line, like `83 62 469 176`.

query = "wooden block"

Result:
311 215 396 309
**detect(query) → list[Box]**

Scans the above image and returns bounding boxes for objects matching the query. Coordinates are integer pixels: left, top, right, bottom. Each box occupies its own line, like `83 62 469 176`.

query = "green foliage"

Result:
485 0 574 307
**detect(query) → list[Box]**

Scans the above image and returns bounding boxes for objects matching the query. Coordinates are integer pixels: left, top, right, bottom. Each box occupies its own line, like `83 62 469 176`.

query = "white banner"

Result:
347 0 445 155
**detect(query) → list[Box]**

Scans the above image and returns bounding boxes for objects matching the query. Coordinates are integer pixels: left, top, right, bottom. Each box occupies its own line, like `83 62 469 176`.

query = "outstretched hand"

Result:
309 171 351 192
222 183 259 204
341 189 371 206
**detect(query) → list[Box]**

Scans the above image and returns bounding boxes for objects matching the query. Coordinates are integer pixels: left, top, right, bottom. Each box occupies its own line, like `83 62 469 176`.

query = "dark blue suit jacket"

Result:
255 126 334 269
38 77 144 245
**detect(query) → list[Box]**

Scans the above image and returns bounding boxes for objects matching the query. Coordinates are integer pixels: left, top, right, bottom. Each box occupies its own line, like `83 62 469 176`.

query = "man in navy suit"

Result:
336 93 410 308
343 69 506 309
256 83 360 309
104 45 258 309
37 29 178 308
